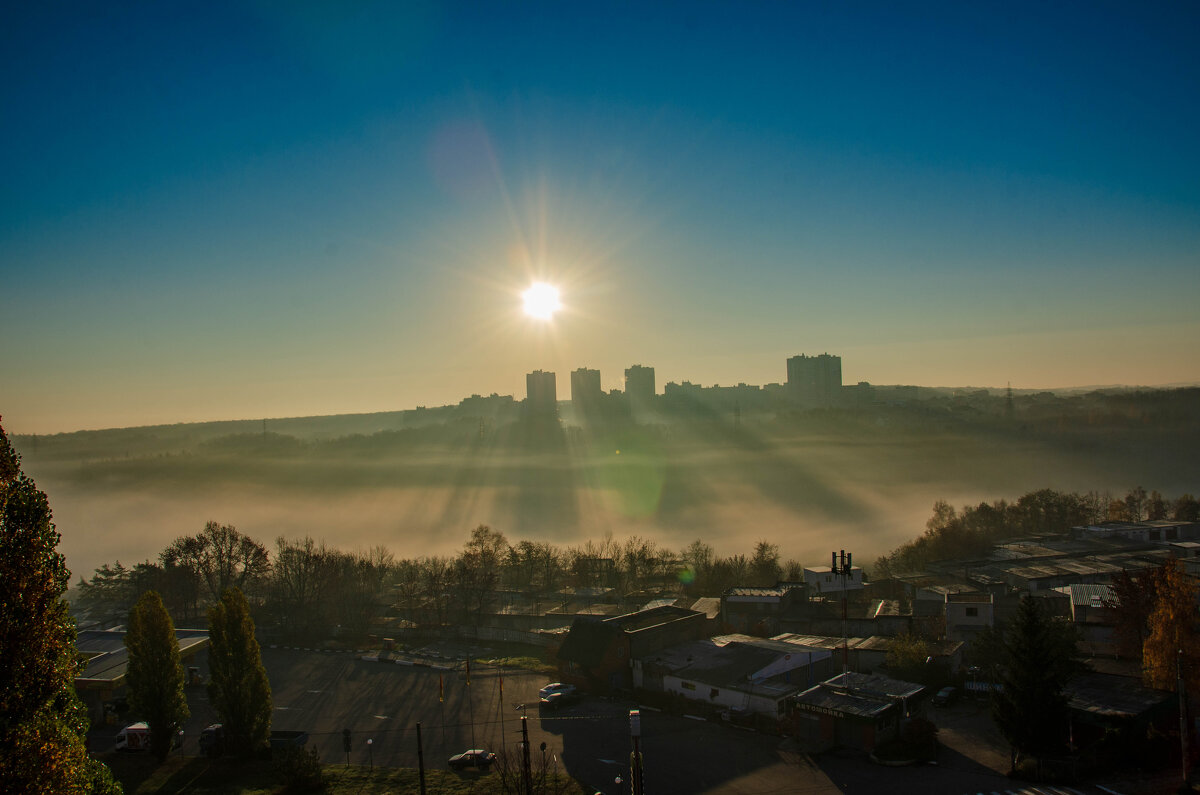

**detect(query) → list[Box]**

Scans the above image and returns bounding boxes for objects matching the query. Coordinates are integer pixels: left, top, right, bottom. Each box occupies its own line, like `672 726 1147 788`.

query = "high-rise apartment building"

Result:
786 353 842 407
525 370 557 417
624 364 655 409
571 367 602 411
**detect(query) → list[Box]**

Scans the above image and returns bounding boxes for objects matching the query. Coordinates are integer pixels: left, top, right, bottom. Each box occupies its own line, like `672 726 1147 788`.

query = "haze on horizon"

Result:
2 3 1198 437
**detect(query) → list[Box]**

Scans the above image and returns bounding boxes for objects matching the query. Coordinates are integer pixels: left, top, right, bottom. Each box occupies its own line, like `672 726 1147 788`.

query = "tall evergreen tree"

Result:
992 595 1083 772
0 417 121 793
207 588 272 756
125 591 189 760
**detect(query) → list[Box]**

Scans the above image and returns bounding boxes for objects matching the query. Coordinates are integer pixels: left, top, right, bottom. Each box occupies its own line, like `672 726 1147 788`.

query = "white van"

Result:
114 722 151 751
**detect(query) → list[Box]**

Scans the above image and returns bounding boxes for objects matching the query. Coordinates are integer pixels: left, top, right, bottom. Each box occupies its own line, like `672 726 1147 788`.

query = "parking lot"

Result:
90 646 1118 794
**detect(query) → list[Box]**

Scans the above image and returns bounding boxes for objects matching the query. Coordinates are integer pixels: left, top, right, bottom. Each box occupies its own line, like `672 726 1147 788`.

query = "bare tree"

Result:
161 521 270 607
270 537 334 639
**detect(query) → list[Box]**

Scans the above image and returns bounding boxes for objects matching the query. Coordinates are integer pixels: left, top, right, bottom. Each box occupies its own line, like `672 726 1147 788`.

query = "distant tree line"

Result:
76 522 806 641
23 385 1200 464
875 487 1200 577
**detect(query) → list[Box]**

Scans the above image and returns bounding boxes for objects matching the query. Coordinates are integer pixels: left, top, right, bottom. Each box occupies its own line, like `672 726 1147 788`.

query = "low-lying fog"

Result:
15 400 1200 582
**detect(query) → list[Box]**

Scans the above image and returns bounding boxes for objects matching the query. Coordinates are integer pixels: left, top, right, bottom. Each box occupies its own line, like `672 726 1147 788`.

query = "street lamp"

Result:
367 738 373 770
615 775 623 794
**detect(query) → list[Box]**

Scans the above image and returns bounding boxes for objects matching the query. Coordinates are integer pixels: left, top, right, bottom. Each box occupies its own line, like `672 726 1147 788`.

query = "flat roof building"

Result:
525 370 557 417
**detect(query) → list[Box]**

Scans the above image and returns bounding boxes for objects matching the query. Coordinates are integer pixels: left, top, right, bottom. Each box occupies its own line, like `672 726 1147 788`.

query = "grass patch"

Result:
478 655 556 674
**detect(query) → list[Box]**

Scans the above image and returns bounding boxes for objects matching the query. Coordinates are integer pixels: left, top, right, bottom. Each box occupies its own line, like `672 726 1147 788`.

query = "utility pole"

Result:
416 722 427 795
832 550 853 673
520 715 533 795
629 709 644 795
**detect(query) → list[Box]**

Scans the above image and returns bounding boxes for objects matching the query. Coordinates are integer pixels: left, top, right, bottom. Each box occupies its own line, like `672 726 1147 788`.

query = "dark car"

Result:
932 686 958 706
448 749 497 769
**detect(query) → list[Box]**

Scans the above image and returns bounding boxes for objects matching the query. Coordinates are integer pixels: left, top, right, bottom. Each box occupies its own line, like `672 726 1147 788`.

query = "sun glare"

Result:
522 282 562 320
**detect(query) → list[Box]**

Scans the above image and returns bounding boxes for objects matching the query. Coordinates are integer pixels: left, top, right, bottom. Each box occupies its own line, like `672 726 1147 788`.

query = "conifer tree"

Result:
125 591 189 760
207 588 272 756
0 417 121 793
991 595 1082 772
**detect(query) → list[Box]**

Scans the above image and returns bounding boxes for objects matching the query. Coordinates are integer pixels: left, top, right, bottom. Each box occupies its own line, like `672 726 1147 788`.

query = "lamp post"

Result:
367 738 373 771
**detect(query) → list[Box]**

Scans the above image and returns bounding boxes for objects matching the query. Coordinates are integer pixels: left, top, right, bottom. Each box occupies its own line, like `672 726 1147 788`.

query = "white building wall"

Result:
804 566 864 594
662 676 785 716
945 602 993 629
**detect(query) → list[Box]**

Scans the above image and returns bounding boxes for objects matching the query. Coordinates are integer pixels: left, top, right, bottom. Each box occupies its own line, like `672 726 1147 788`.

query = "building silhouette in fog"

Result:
786 353 842 407
624 364 656 414
571 368 602 412
525 370 558 417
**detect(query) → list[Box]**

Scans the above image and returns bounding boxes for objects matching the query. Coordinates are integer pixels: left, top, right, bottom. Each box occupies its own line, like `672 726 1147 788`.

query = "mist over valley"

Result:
15 387 1199 582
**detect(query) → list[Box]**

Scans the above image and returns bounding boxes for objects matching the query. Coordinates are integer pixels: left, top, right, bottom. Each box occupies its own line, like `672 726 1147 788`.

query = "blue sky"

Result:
3 1 1198 433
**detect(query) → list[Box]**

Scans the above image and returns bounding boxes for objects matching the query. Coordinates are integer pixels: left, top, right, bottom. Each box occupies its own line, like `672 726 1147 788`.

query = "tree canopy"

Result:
0 417 121 793
162 521 270 612
1142 558 1200 693
208 588 272 756
125 590 189 760
990 595 1083 769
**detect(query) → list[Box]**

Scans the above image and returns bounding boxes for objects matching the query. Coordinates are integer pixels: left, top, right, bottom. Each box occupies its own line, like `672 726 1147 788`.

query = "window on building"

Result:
965 607 978 617
710 688 719 699
681 682 695 691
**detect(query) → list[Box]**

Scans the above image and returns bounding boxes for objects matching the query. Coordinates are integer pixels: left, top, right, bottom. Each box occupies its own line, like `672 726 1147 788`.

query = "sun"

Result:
522 282 562 320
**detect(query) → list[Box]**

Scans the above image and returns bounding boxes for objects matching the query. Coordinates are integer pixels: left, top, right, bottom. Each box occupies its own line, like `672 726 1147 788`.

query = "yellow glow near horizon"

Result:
522 282 562 320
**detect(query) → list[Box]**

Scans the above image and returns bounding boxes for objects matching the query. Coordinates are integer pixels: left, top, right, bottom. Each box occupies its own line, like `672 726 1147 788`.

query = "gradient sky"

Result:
3 1 1199 434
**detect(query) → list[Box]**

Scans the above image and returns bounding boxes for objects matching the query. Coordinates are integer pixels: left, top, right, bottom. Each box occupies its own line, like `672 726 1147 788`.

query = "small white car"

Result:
448 748 497 769
538 682 578 699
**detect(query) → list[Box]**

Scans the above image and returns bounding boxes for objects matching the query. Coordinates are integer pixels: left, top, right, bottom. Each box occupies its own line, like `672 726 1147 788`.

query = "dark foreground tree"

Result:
125 591 189 760
992 595 1083 773
208 588 272 756
0 417 121 793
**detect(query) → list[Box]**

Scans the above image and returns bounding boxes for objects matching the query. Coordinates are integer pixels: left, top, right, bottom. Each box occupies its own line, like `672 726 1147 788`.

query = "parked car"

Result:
448 749 497 769
933 686 958 706
538 682 578 699
539 690 579 710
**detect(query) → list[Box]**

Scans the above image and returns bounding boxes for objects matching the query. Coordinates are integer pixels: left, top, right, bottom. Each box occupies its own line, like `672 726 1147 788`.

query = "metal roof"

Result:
794 672 925 720
1052 583 1116 607
76 629 210 684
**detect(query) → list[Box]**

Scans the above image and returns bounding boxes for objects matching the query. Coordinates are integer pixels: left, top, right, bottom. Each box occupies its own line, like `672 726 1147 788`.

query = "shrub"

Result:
274 746 324 792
